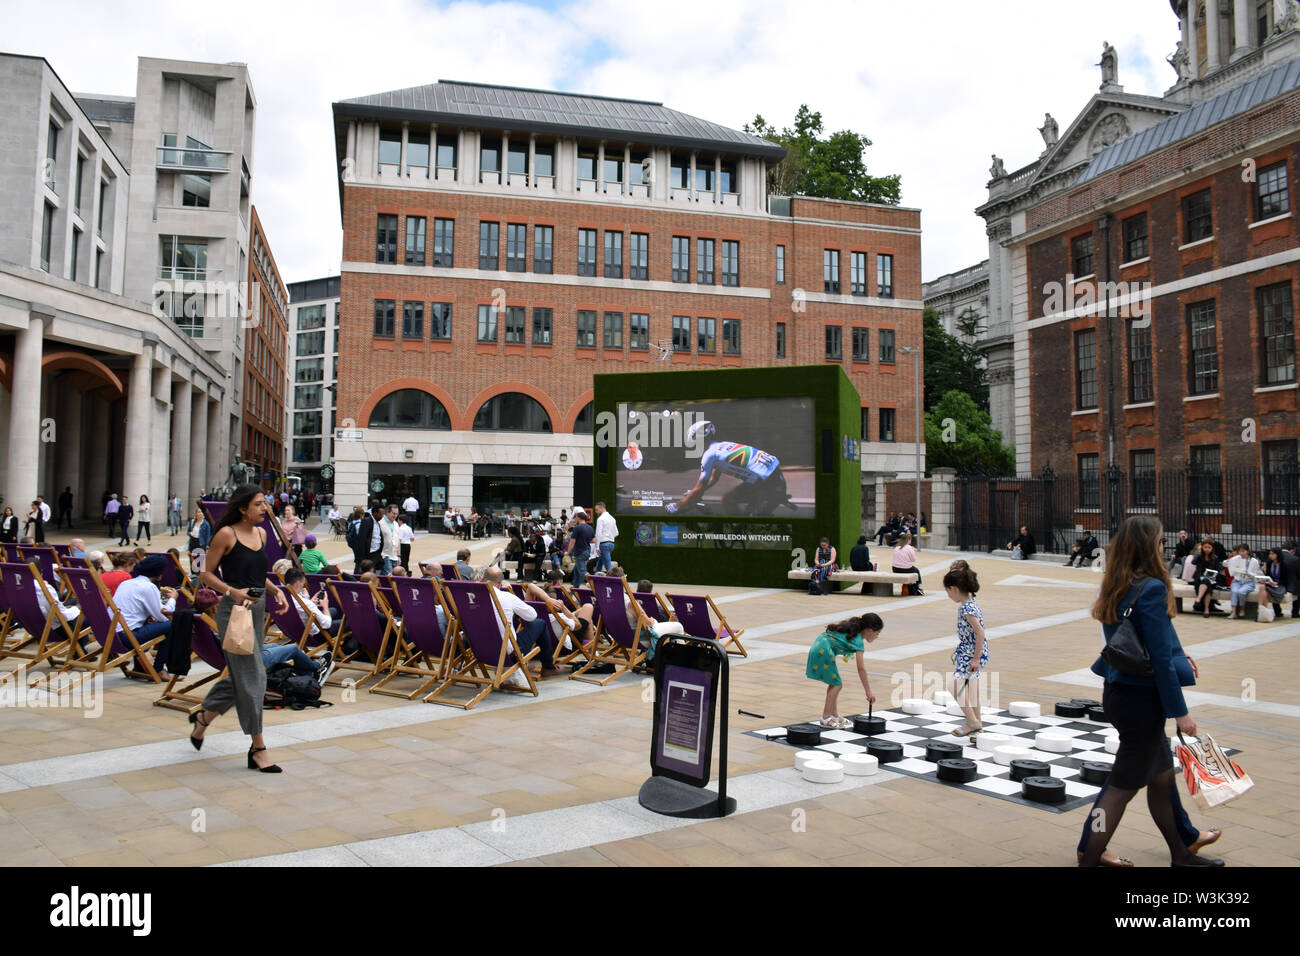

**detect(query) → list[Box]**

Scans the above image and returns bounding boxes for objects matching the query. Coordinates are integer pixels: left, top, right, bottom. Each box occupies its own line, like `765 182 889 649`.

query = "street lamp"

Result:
899 345 922 527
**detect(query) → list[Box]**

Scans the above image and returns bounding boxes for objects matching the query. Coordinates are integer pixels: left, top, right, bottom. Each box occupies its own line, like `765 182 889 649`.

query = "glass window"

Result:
1079 454 1100 508
376 214 398 264
1264 439 1300 507
578 229 597 277
825 325 842 360
504 305 525 344
477 304 498 342
182 173 210 208
373 299 395 338
698 317 716 353
407 132 429 174
1072 233 1094 276
369 389 452 429
604 231 623 278
630 233 648 280
436 133 457 170
480 143 500 174
1187 300 1218 394
1190 445 1222 509
405 216 426 266
534 143 554 177
722 318 740 354
574 402 594 434
672 315 691 352
402 301 423 338
378 129 401 170
852 327 870 361
879 408 895 442
603 157 622 185
433 218 454 267
1131 450 1156 508
97 180 107 235
721 240 739 286
670 159 688 189
823 249 840 293
298 304 326 330
1128 322 1153 403
1183 188 1213 242
473 393 552 432
532 307 552 345
430 302 452 340
293 439 321 463
697 239 714 284
294 385 322 410
719 160 736 194
776 245 786 285
877 253 893 297
1123 213 1148 262
297 330 325 355
534 225 553 274
296 357 324 383
1260 282 1295 385
506 223 526 272
879 329 895 363
47 121 58 187
604 311 623 349
577 310 596 347
672 236 689 282
294 411 323 435
860 407 869 441
1255 161 1290 220
695 165 714 193
1075 328 1098 409
776 321 786 358
478 221 499 270
850 252 867 295
508 143 527 175
70 228 80 281
577 149 597 182
630 313 649 350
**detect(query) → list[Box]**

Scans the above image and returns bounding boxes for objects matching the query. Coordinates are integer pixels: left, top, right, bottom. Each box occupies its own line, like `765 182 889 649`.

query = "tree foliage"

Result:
924 390 1015 475
922 306 988 412
744 105 901 205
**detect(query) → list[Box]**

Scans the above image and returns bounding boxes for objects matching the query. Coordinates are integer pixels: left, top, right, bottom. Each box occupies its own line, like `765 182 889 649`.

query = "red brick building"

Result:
243 205 289 488
330 81 922 515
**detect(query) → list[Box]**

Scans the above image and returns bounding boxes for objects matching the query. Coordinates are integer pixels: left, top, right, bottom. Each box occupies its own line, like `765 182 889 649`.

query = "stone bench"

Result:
1170 578 1262 620
788 567 920 597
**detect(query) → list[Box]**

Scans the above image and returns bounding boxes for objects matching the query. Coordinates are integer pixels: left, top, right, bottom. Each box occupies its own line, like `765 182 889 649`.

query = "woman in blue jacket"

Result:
1078 515 1223 867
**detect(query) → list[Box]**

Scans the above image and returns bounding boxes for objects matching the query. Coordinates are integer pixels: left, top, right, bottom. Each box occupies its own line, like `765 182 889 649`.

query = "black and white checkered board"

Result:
747 706 1228 814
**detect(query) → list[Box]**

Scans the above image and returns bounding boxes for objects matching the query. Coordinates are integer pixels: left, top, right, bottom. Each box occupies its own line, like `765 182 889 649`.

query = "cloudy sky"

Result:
5 0 1182 284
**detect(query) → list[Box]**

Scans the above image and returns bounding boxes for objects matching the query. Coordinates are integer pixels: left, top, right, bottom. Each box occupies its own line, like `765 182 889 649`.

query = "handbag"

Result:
1176 732 1253 810
222 602 256 656
1101 577 1154 677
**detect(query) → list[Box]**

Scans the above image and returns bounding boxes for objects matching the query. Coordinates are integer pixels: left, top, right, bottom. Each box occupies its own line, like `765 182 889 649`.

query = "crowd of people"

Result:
1171 532 1300 620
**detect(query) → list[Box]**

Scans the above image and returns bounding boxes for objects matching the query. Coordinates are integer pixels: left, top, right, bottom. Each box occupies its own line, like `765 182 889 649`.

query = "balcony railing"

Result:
156 146 231 172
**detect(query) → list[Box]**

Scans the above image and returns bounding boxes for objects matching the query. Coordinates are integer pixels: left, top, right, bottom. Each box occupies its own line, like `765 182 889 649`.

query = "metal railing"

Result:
156 146 231 171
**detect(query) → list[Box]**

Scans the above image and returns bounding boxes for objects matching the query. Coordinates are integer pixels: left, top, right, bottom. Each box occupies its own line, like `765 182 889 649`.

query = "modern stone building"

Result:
242 205 289 488
285 275 341 493
330 80 924 516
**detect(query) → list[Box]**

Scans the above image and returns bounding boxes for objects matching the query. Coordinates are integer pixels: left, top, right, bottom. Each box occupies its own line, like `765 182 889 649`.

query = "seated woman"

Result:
504 528 525 574
101 552 138 595
1190 539 1226 617
626 578 684 662
891 533 923 596
521 570 593 650
809 537 837 595
1224 544 1261 620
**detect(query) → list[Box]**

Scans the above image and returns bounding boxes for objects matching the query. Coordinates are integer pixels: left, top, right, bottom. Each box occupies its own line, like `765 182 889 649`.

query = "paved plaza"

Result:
2 525 1297 868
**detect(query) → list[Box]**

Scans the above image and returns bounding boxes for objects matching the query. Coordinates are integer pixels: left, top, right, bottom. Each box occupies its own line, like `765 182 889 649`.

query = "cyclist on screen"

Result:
665 421 794 516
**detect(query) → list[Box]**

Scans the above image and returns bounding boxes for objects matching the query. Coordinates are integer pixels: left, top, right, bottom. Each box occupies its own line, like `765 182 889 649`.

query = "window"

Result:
97 180 107 236
1079 454 1100 509
1183 188 1213 242
577 229 597 276
369 389 452 429
373 299 395 337
477 304 498 342
1123 213 1148 262
776 322 786 358
406 131 429 175
603 156 622 187
295 411 323 435
604 231 623 278
405 216 426 266
1071 234 1094 277
506 223 526 272
70 228 80 282
576 310 596 347
1260 283 1295 384
433 218 454 267
1187 300 1218 394
850 252 867 296
1128 322 1153 403
376 215 398 263
46 121 58 190
697 238 715 284
879 329 895 364
1190 445 1222 509
293 439 322 463
672 316 691 352
296 357 324 383
508 142 527 176
534 225 553 273
1131 450 1156 508
400 301 423 338
378 129 401 170
94 248 102 287
826 326 843 360
630 233 648 280
74 154 86 214
295 385 323 410
669 158 688 189
473 393 551 432
721 240 739 286
824 250 840 293
1255 161 1290 220
478 222 499 270
182 173 210 207
574 402 594 433
697 317 716 353
586 309 619 352
532 307 552 345
776 246 785 284
630 313 649 350
1075 328 1098 409
695 164 714 193
534 143 554 178
877 254 893 297
860 408 870 441
722 318 740 354
879 408 895 442
504 306 525 344
430 302 452 340
298 304 327 330
1263 440 1299 507
577 148 597 183
297 330 325 355
672 236 690 282
480 143 500 176
852 327 870 361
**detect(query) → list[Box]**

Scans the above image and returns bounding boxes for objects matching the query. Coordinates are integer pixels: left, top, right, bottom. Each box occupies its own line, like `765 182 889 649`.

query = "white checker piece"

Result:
967 777 1025 796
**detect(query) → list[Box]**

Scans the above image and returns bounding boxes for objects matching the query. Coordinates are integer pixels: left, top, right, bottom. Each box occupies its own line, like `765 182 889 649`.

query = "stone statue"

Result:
990 154 1007 179
1276 0 1299 33
1039 113 1059 148
1167 40 1190 82
1098 41 1118 86
217 455 255 498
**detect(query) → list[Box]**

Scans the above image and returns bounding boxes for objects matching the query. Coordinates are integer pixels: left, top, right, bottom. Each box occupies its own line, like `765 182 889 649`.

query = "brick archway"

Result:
42 351 126 400
560 389 595 434
356 379 463 430
465 382 563 433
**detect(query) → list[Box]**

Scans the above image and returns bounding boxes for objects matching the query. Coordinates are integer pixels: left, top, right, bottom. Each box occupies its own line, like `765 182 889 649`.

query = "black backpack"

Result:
264 662 332 711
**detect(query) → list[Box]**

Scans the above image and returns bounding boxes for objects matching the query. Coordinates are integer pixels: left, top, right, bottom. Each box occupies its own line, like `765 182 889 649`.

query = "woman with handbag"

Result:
185 484 291 772
1078 515 1223 867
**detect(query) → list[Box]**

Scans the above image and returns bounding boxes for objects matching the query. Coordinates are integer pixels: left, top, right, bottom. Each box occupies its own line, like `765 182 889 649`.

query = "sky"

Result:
3 0 1182 284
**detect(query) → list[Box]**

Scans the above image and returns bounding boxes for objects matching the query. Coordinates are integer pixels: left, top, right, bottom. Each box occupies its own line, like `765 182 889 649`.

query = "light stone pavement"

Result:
2 525 1296 867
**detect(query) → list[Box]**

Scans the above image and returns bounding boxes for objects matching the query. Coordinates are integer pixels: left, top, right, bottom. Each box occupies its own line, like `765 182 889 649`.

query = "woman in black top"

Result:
1190 539 1225 617
0 507 17 544
186 485 290 772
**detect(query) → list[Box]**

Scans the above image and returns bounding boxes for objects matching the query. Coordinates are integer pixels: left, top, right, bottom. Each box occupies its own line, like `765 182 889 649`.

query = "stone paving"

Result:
2 524 1296 866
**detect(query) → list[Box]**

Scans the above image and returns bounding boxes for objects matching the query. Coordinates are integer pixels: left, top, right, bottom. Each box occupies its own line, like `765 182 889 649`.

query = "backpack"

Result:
345 518 361 550
264 662 331 711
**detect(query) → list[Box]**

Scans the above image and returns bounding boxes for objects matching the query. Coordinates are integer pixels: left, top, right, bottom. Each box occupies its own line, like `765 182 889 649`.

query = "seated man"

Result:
267 569 334 682
628 578 685 662
1168 529 1195 572
455 549 475 582
115 555 177 674
482 567 562 679
520 571 592 648
848 535 873 595
33 572 98 654
1007 526 1036 560
1064 531 1100 567
872 513 900 546
69 538 88 558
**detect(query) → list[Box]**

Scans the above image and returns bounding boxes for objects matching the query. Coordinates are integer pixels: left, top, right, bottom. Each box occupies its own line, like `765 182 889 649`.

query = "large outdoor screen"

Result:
611 396 815 517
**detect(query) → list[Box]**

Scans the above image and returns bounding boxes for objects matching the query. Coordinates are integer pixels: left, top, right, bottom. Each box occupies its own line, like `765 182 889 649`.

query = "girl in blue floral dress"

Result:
944 561 987 738
805 613 884 728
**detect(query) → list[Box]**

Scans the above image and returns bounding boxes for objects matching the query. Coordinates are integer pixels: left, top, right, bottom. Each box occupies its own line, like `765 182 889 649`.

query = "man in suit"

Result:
1064 531 1100 567
353 506 383 574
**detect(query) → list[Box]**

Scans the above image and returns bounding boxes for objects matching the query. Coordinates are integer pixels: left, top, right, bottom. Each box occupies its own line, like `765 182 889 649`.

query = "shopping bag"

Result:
1257 603 1275 623
222 603 256 656
1176 732 1253 810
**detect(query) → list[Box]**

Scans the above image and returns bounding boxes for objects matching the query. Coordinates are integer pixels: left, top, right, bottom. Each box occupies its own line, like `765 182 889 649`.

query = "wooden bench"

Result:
1170 579 1261 620
787 568 920 597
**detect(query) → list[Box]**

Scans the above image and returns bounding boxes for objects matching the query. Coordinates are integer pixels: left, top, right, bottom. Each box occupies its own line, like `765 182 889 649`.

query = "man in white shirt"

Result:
37 496 52 524
482 567 562 677
115 555 176 670
380 505 401 574
402 493 420 532
593 501 618 572
396 515 415 572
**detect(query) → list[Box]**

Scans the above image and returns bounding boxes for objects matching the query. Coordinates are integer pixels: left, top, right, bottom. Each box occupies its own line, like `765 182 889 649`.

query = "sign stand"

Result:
638 634 736 819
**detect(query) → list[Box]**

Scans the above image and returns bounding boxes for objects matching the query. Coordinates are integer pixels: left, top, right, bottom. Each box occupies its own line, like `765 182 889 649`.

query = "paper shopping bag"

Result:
222 603 256 656
1176 733 1253 811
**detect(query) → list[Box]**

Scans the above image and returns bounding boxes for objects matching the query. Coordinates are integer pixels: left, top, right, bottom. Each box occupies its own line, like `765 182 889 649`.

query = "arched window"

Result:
573 401 594 434
473 392 552 432
368 389 452 429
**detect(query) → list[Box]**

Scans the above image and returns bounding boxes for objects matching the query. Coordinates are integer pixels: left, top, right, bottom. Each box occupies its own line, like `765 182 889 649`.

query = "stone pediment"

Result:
1031 94 1183 185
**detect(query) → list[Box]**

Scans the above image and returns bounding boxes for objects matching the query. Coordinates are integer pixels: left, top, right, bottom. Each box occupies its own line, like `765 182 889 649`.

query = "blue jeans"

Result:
572 548 590 587
1077 779 1198 852
138 619 174 663
513 616 555 668
262 642 318 676
382 556 397 575
1229 579 1255 607
598 541 615 571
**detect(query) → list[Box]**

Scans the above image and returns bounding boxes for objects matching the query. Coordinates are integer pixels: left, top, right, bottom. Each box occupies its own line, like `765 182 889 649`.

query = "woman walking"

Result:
280 505 304 556
1078 515 1223 867
1 506 18 544
134 494 152 545
185 484 291 772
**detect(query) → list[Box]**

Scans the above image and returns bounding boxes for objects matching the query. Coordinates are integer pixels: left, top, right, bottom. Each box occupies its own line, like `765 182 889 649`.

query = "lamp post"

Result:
899 345 922 524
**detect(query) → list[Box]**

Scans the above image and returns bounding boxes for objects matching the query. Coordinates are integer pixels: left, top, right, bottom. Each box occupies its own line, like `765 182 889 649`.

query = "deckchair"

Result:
18 546 59 583
440 563 460 581
52 543 73 558
632 590 674 625
326 578 398 688
266 581 312 648
0 562 79 681
153 611 227 712
666 592 747 656
552 584 603 665
572 574 648 685
372 576 458 700
425 580 538 708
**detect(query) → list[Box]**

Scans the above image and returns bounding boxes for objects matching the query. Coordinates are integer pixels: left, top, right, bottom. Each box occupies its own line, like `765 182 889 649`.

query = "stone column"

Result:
527 133 536 187
7 316 44 510
623 144 631 195
501 131 510 185
689 151 697 201
190 387 209 501
874 474 888 529
1187 4 1199 79
85 396 110 516
1206 0 1222 71
550 463 575 514
207 392 223 490
54 384 84 517
429 123 438 180
1231 0 1252 59
400 121 409 176
345 121 356 179
597 140 605 193
714 154 722 202
122 346 152 508
448 461 474 511
171 377 192 509
929 467 957 550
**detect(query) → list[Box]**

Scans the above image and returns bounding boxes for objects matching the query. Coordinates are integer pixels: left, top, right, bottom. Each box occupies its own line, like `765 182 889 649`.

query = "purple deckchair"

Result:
372 576 454 700
666 592 747 656
426 580 537 708
572 575 647 685
327 579 396 687
153 611 228 712
0 561 76 676
51 565 163 686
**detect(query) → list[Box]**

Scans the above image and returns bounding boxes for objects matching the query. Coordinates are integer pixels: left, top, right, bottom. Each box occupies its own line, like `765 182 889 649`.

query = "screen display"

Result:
612 397 815 517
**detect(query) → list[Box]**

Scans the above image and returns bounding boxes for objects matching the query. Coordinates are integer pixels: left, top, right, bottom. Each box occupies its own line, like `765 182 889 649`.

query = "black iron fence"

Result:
953 463 1300 557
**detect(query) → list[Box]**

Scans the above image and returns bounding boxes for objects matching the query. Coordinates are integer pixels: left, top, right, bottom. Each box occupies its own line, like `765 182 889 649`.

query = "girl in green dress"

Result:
806 613 884 729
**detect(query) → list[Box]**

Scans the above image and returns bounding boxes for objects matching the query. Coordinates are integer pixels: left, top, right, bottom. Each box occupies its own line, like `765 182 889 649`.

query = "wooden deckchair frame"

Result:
571 575 649 686
152 610 227 713
0 561 81 682
324 578 397 689
424 582 539 709
668 592 747 657
371 578 463 700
